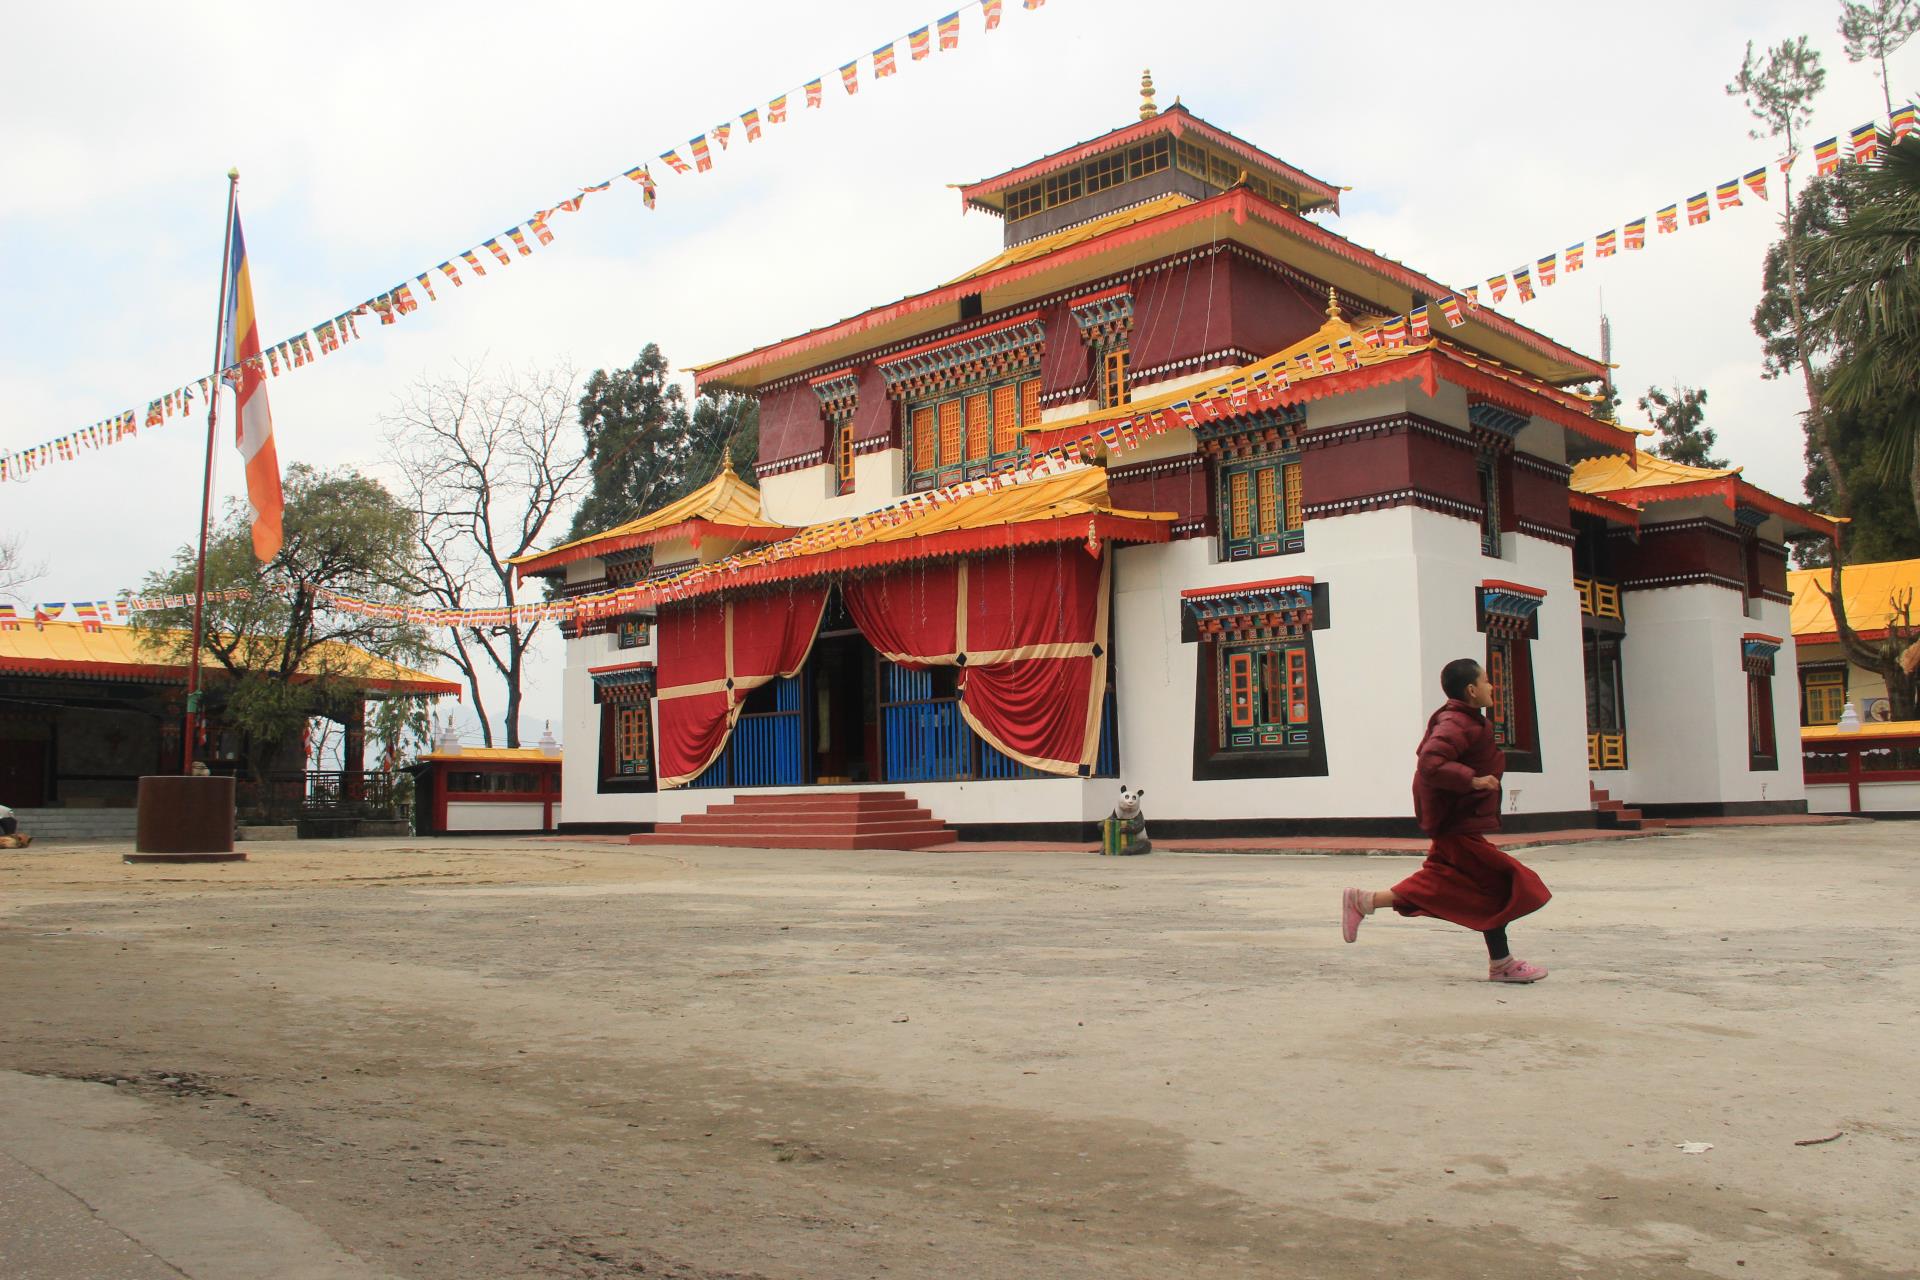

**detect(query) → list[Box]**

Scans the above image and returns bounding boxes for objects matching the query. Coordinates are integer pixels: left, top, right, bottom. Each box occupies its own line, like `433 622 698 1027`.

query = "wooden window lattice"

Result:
993 382 1020 455
912 406 936 473
966 392 991 460
938 399 963 467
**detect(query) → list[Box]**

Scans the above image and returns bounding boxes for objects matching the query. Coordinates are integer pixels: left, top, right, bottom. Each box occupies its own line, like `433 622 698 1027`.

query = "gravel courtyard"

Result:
1 827 1913 1279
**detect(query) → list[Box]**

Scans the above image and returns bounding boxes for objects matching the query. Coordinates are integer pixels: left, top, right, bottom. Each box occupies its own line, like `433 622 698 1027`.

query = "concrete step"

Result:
677 807 934 830
631 828 958 850
721 792 917 811
7 809 138 839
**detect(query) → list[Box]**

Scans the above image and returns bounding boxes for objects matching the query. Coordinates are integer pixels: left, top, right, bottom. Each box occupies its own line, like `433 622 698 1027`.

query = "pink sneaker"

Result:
1341 887 1372 943
1489 956 1548 983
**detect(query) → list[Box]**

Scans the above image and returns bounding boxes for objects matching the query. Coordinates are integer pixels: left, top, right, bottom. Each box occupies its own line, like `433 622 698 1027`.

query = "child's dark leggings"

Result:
1483 927 1510 961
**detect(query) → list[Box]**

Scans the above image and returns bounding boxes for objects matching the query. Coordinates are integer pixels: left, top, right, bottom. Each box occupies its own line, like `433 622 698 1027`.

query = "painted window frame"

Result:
1800 666 1847 726
1003 136 1172 223
1747 671 1778 769
904 372 1037 492
833 418 857 495
1583 630 1627 770
1216 453 1305 560
596 697 657 794
1102 347 1130 408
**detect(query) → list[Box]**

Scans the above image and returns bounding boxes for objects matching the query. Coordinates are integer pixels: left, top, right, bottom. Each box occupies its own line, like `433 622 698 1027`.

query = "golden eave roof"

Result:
1788 557 1920 641
0 621 459 695
1571 450 1840 537
509 455 787 578
690 187 1606 395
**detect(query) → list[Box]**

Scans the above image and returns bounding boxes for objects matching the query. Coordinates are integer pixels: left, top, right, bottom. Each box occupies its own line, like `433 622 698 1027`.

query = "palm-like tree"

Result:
1801 137 1920 518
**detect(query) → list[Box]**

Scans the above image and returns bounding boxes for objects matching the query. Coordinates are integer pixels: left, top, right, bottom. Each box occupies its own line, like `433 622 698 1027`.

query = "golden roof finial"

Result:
720 444 734 474
1326 286 1342 321
1139 69 1157 120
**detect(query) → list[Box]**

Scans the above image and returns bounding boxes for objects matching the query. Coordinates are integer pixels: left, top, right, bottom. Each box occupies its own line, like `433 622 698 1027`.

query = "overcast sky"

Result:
2 0 1911 748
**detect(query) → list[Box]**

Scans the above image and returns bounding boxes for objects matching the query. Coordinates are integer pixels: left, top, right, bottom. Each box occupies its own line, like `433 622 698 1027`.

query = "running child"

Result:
1340 657 1552 982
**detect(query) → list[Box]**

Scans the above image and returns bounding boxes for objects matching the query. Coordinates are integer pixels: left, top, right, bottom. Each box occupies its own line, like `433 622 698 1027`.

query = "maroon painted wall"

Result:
850 365 893 446
758 383 826 470
1616 521 1747 587
1107 457 1210 532
1300 419 1482 512
1038 297 1092 403
1511 462 1572 537
1225 255 1327 360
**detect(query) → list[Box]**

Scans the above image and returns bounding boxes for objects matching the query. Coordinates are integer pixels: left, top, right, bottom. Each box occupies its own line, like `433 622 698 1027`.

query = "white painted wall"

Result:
446 801 548 832
758 447 904 528
1599 588 1805 807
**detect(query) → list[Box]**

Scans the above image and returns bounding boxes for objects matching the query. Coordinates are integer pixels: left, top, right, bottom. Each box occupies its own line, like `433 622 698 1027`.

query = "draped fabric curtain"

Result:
655 586 830 787
843 545 1109 776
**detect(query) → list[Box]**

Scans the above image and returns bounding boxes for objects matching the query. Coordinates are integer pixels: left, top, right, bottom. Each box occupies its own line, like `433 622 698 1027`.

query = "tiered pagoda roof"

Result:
511 453 787 580
1570 451 1839 535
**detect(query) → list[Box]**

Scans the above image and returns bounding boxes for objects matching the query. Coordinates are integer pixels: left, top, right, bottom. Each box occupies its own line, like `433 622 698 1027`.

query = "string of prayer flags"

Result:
6 1 1057 489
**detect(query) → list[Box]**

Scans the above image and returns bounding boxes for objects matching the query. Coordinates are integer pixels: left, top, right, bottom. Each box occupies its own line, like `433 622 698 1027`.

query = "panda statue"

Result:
1101 786 1151 856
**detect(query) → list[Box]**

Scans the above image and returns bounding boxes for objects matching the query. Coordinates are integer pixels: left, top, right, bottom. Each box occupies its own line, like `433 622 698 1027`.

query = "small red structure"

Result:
414 747 563 835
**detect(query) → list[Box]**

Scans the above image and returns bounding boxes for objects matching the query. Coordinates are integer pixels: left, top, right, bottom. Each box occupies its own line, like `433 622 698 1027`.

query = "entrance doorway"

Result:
811 615 880 784
0 735 50 808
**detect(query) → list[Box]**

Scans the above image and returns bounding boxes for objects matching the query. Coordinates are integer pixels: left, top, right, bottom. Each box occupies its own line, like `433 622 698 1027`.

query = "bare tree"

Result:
0 531 43 605
387 361 588 748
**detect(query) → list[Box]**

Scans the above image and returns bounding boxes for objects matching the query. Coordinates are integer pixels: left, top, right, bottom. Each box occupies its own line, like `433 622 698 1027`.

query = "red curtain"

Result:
844 545 1108 776
655 586 829 786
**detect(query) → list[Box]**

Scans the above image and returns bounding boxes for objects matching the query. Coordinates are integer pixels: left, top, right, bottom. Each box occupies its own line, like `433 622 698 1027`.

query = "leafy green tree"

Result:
684 390 760 488
1802 139 1920 522
565 345 693 543
1729 37 1840 512
1838 0 1920 115
1638 386 1725 469
134 464 431 788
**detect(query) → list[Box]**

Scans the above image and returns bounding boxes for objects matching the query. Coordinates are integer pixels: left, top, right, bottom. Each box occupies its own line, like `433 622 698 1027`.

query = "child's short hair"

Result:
1441 658 1483 701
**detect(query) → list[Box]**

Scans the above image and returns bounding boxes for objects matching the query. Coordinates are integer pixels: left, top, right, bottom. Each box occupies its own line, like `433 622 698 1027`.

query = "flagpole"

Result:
183 168 240 775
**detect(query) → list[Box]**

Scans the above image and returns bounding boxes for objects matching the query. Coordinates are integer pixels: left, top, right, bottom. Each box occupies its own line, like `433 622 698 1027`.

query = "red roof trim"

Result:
1481 579 1547 597
959 106 1341 211
513 518 789 580
1794 628 1889 646
807 366 858 387
1180 575 1314 600
0 655 457 696
873 308 1044 367
696 188 1604 393
659 514 1170 605
586 660 656 675
1570 490 1641 527
1585 475 1839 537
1742 632 1786 645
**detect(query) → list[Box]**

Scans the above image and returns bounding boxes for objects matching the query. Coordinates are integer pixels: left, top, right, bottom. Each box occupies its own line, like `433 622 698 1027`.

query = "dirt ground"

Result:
1 827 1915 1280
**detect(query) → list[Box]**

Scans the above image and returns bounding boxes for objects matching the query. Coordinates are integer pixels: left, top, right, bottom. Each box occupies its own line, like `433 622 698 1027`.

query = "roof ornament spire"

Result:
720 444 734 475
1139 69 1157 120
1325 285 1342 321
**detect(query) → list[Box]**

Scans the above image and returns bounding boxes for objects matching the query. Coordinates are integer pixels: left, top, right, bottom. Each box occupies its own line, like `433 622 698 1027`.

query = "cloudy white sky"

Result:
2 0 1911 748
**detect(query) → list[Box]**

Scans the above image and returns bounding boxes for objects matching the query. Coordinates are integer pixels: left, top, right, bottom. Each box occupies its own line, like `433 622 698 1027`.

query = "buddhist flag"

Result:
840 61 859 93
1438 295 1465 327
1850 123 1880 164
460 248 487 276
938 11 961 47
527 213 554 245
1487 274 1509 303
1685 192 1710 225
1742 167 1768 200
1564 242 1584 273
414 271 436 302
484 238 513 264
690 135 713 171
1814 137 1840 174
1655 204 1678 234
222 206 283 562
742 107 762 140
874 42 898 77
805 78 823 107
1714 179 1741 209
1512 267 1533 302
1536 253 1556 287
909 26 931 59
624 165 657 208
1025 0 1045 6
505 226 533 255
660 149 692 174
712 121 731 150
1893 104 1918 142
1595 228 1617 257
983 0 1004 26
770 93 790 121
1408 304 1431 340
1623 217 1646 249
